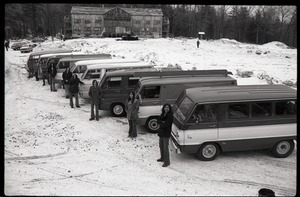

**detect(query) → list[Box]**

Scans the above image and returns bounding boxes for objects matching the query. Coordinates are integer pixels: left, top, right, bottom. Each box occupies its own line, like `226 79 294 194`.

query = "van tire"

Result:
110 103 125 117
145 116 160 133
196 143 220 161
271 140 295 158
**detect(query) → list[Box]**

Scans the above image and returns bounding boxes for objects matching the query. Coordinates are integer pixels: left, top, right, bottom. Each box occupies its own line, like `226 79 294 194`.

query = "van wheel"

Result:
145 116 160 133
271 140 294 158
196 143 220 161
110 103 125 117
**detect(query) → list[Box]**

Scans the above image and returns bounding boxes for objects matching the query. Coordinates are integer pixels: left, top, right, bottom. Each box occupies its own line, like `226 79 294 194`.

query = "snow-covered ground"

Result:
5 37 297 196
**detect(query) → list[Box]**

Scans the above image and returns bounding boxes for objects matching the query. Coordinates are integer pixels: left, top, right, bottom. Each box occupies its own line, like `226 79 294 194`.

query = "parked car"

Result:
32 37 45 43
20 44 33 53
11 42 23 50
122 34 139 41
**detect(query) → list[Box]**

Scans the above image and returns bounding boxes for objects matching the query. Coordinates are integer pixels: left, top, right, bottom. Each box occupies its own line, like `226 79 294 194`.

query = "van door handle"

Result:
208 125 216 128
152 101 159 104
114 91 120 93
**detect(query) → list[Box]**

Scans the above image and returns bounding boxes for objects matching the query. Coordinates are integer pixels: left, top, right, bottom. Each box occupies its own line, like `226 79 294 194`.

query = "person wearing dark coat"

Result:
68 74 84 108
41 59 50 86
5 40 9 51
157 103 173 167
48 61 57 92
62 67 73 99
125 92 140 138
33 59 39 81
88 80 101 121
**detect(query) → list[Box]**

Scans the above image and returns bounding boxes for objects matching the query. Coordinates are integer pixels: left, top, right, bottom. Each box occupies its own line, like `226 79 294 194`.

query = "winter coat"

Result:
48 63 57 78
69 75 84 94
157 112 173 138
125 99 140 120
88 85 101 105
62 70 73 84
33 61 39 72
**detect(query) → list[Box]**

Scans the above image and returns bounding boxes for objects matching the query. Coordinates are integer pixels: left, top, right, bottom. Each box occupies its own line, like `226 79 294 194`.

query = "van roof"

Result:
75 58 140 66
58 54 111 62
185 85 297 103
139 75 236 86
40 52 86 58
86 62 153 70
104 68 158 77
30 49 72 57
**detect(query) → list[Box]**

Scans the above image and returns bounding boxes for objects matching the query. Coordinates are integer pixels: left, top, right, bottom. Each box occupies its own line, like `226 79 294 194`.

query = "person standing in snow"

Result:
33 59 39 81
197 38 200 48
68 74 84 108
48 60 57 92
125 92 140 138
88 80 101 121
62 67 73 99
157 103 173 167
4 40 9 51
41 60 50 86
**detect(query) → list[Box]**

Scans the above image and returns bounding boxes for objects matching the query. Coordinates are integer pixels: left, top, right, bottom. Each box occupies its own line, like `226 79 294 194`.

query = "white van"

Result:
78 62 154 99
37 52 86 78
135 70 237 132
171 85 297 161
54 54 111 85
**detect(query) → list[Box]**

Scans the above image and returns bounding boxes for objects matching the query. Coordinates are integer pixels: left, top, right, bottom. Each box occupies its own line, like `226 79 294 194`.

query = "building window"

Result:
85 19 91 24
155 20 160 25
74 19 81 23
94 27 101 31
135 21 140 25
146 21 151 25
84 27 91 32
95 19 102 25
73 27 81 33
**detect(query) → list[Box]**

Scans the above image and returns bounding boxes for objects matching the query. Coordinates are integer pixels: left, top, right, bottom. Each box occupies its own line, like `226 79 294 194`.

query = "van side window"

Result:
188 104 217 123
275 100 297 116
252 102 272 117
128 77 140 87
90 73 101 79
141 86 160 99
58 61 70 69
107 77 121 88
228 103 249 119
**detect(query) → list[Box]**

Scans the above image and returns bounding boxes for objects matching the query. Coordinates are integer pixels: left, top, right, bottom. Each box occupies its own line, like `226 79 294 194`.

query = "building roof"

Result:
185 85 297 104
71 6 163 16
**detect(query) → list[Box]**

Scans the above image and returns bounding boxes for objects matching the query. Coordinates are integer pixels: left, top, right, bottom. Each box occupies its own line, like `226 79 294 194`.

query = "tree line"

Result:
5 4 297 47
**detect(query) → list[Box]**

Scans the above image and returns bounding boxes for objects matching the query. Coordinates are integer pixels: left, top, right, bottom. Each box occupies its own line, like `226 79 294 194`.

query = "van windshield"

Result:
174 96 194 123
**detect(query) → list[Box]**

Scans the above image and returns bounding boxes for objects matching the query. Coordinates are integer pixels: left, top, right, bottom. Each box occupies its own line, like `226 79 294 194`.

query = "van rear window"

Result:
275 100 297 116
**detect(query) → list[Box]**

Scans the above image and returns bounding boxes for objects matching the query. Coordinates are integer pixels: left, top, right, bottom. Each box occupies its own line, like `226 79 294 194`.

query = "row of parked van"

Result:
26 50 297 161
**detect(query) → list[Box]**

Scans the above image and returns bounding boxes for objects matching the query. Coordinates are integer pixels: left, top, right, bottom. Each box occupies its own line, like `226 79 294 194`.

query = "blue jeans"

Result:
49 76 56 91
159 137 170 165
70 93 79 107
91 103 99 119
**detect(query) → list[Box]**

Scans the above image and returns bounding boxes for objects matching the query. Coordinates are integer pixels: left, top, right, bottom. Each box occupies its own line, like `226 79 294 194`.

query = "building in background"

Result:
64 6 169 39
